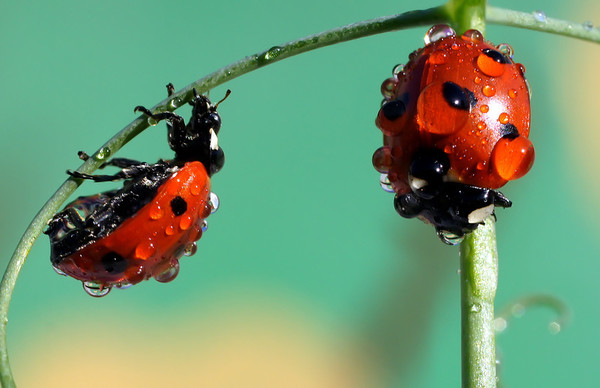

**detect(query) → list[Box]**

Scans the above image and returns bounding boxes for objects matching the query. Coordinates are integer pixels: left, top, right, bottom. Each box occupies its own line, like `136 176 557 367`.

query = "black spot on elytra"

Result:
381 99 406 121
482 48 510 64
499 123 519 139
170 196 188 216
442 82 471 111
465 88 477 108
102 252 127 273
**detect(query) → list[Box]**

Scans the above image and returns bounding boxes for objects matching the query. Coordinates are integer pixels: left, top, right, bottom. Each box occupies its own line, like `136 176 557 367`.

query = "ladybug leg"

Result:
76 152 142 170
166 83 175 97
99 158 144 169
67 162 155 182
134 105 186 143
134 106 181 122
45 208 86 236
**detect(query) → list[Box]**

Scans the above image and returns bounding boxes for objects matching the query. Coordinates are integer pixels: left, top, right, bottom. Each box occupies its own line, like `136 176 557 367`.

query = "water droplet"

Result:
264 46 283 60
533 10 547 23
154 262 180 283
424 24 456 45
496 43 514 58
508 89 517 99
429 51 448 65
437 230 464 245
147 116 158 126
184 242 197 256
179 215 193 230
135 239 156 260
169 97 183 109
494 317 508 333
149 204 164 220
470 303 482 313
392 64 404 75
476 161 486 170
479 105 489 113
474 76 482 84
461 29 483 43
53 266 67 276
372 146 391 173
548 321 561 334
379 173 395 193
381 77 398 99
498 112 510 124
95 147 111 160
511 303 526 317
201 220 208 232
165 224 176 236
82 282 111 297
209 192 220 213
190 182 203 196
583 21 594 31
115 282 133 290
482 85 496 97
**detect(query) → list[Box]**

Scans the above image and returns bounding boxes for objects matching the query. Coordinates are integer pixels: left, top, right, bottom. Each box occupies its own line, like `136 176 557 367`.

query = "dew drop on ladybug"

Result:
373 25 534 243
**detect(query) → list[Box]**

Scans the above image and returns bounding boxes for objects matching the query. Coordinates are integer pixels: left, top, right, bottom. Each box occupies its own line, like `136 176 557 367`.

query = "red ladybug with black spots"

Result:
372 25 534 243
45 84 229 296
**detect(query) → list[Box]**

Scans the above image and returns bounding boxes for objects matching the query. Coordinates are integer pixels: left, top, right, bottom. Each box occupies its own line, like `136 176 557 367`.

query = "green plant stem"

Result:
460 217 498 388
0 7 448 387
446 0 486 35
488 6 600 43
450 1 497 387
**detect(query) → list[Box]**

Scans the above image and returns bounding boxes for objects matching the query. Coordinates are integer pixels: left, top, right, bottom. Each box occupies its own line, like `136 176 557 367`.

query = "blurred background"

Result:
1 0 598 386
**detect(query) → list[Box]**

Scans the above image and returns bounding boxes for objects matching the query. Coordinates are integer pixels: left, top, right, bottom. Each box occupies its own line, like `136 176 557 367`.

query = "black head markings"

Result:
170 196 188 216
102 252 128 273
442 82 476 111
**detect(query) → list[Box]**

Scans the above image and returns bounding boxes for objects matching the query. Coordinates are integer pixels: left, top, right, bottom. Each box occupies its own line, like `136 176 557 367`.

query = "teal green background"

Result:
1 0 599 386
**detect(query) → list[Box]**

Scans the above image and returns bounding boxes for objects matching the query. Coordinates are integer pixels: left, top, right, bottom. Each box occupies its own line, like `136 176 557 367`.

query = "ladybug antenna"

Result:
214 89 231 109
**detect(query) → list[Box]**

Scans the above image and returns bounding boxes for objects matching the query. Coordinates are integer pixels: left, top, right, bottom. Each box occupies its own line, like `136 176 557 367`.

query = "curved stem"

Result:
460 217 498 388
0 7 447 387
488 6 600 43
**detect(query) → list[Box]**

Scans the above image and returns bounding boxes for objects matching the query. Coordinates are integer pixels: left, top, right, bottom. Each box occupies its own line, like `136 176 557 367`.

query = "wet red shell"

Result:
374 29 534 195
55 161 212 287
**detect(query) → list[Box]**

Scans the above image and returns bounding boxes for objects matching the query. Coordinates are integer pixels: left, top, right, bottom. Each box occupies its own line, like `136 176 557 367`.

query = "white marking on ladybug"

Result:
209 128 218 150
467 204 494 224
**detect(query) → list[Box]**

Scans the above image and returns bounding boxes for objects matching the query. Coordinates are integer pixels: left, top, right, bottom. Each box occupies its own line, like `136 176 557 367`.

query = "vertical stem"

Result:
446 0 486 35
460 217 498 388
447 1 495 386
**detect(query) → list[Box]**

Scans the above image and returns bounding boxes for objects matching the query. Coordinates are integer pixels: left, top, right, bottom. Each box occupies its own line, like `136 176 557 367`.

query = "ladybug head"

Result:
170 89 230 176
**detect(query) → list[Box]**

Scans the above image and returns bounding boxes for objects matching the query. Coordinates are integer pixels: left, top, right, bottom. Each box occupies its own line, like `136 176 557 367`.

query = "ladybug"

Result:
372 25 534 244
45 84 230 296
